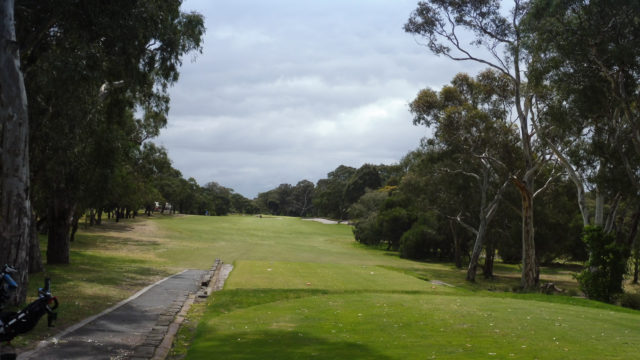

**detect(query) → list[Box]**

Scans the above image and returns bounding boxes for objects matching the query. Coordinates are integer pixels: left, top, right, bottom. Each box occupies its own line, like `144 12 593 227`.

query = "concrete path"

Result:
18 269 207 360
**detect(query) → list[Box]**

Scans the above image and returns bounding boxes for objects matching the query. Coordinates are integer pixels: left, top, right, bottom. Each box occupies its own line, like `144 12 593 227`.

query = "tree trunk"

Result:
633 254 639 284
89 208 95 226
595 189 604 227
513 177 538 289
0 0 32 304
483 239 495 279
28 213 43 274
46 196 75 264
449 220 462 268
466 219 487 282
70 209 81 242
96 208 103 225
36 216 47 234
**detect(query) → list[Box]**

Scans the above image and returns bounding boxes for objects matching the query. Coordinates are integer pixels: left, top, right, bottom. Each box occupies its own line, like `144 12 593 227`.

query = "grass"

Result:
160 215 640 360
12 214 640 359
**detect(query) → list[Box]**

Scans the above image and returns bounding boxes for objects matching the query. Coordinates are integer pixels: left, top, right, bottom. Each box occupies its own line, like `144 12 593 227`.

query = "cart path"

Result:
18 269 208 360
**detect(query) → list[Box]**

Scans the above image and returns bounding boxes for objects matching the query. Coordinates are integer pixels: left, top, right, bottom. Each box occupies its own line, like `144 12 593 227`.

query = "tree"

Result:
524 0 640 295
313 165 356 220
0 0 32 302
409 70 520 281
344 164 382 205
16 1 204 264
524 0 638 228
405 0 551 289
291 180 315 217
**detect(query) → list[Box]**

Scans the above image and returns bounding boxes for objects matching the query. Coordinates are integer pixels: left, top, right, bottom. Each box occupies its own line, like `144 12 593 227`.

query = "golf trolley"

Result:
0 265 58 359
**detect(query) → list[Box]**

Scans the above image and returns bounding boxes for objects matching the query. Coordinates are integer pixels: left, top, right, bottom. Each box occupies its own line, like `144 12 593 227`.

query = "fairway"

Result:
145 215 640 360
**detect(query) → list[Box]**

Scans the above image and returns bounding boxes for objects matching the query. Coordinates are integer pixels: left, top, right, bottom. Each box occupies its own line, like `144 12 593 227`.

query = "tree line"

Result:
0 0 211 302
2 0 639 304
256 0 640 302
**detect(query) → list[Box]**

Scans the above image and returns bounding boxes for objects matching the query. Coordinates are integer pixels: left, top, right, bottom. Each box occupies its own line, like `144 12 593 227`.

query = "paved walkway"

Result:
18 269 208 360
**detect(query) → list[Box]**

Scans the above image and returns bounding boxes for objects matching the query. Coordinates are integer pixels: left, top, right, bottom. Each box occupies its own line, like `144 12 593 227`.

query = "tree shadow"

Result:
188 330 393 360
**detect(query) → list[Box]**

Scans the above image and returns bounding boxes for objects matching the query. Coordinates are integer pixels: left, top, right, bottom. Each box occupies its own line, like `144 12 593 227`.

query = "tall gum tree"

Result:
0 0 32 303
525 0 640 236
15 1 204 264
409 70 520 282
405 0 553 289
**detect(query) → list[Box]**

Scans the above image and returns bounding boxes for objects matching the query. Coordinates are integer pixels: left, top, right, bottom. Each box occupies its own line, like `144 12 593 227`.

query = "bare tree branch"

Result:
450 213 479 236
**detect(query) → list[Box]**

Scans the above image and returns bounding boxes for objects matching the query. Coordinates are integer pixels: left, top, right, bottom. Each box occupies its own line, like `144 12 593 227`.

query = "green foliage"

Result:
377 205 416 251
313 165 356 219
350 190 388 246
352 214 382 246
620 293 640 311
576 226 630 302
343 164 382 205
397 212 449 261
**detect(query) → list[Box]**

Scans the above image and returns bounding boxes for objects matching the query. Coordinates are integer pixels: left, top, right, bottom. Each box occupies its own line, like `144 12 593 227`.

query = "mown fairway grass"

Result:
16 215 640 359
162 215 640 360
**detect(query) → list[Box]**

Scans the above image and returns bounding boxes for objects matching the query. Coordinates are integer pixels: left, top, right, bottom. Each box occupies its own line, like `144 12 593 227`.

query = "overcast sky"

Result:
156 0 483 198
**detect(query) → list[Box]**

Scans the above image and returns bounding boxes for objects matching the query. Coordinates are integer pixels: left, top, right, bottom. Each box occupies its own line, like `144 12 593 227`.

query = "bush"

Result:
620 293 640 310
575 226 629 302
352 214 382 246
399 214 444 260
377 207 415 250
399 224 432 260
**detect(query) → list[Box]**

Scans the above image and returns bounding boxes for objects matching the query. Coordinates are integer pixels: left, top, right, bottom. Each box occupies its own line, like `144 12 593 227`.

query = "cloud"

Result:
158 0 483 198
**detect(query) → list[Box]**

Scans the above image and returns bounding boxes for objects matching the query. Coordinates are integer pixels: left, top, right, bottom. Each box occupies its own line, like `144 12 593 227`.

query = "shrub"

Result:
575 226 629 302
620 293 640 310
399 214 443 260
377 207 415 250
352 213 382 246
399 224 432 260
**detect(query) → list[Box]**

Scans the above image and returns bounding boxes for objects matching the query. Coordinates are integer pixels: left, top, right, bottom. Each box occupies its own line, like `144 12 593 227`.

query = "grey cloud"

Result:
159 0 483 197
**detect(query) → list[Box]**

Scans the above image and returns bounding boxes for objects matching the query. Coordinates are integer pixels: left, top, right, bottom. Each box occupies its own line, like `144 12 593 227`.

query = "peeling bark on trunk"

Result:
595 190 604 227
513 177 538 289
0 0 31 303
466 219 486 282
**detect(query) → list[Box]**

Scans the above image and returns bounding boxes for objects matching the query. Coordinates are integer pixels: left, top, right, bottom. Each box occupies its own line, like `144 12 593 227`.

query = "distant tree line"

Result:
253 163 402 219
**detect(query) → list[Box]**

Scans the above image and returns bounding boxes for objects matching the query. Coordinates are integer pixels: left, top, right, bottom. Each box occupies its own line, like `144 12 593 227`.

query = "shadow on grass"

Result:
189 330 393 360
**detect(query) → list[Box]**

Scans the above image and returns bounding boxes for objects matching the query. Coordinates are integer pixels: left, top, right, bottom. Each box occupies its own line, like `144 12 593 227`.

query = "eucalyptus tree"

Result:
291 180 315 217
16 0 204 264
1 0 32 302
405 0 551 288
525 0 640 233
313 165 356 220
409 70 520 281
344 164 383 206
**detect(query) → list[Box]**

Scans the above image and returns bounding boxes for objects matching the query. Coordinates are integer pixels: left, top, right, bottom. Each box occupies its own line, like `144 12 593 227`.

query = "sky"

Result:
156 0 483 198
